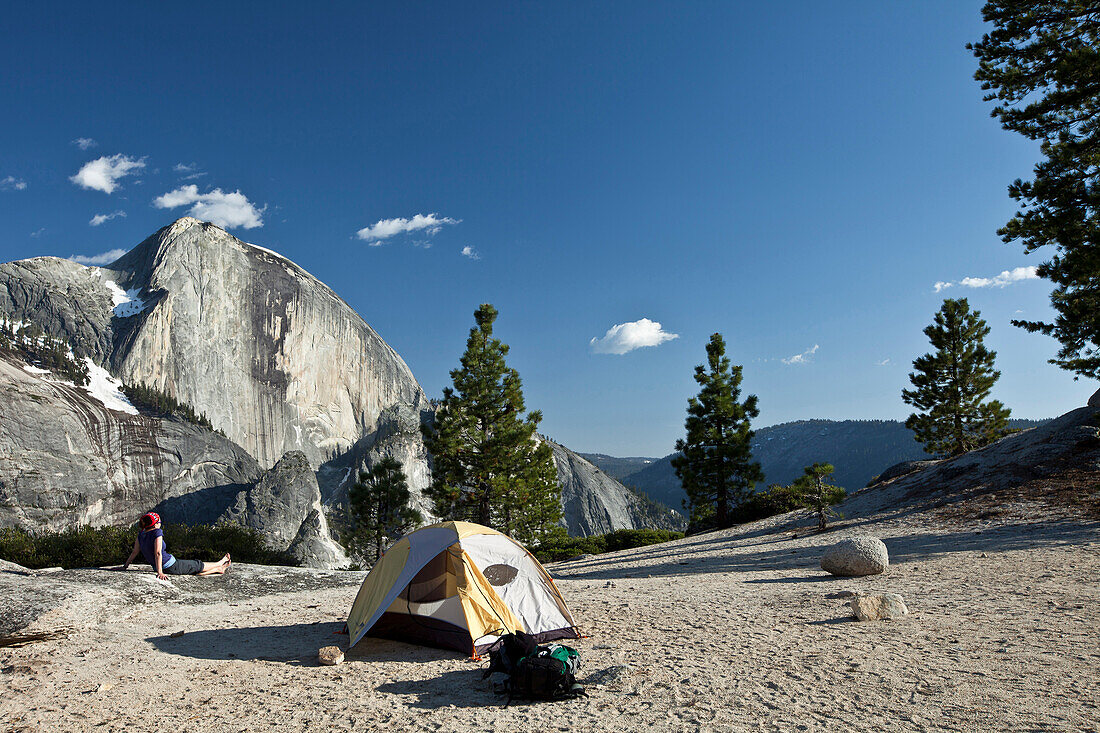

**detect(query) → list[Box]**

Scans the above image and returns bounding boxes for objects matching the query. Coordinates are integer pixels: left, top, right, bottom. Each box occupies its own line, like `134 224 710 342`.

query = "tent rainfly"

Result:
346 521 580 655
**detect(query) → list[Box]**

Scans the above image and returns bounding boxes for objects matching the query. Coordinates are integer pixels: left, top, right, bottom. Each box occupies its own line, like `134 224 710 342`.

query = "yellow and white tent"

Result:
346 521 580 655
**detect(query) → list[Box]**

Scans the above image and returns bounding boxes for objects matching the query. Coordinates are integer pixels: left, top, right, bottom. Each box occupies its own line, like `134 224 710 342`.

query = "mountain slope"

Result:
602 418 1049 513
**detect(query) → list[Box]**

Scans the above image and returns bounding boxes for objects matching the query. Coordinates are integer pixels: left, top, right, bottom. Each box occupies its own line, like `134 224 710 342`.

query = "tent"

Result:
346 521 580 655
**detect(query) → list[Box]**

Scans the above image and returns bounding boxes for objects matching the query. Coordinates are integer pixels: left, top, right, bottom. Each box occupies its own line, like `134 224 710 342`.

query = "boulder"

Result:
820 536 889 576
222 451 348 569
851 593 909 621
318 645 344 666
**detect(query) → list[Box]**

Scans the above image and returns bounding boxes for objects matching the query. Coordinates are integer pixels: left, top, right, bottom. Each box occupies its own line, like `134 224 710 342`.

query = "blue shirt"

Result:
138 528 176 569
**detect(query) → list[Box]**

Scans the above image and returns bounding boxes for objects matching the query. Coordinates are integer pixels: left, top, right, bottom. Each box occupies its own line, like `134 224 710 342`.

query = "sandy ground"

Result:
2 503 1099 732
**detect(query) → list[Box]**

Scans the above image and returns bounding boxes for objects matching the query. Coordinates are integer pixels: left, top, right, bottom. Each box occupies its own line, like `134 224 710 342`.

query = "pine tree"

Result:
422 304 562 545
969 2 1100 378
789 463 846 531
348 456 422 563
903 298 1012 457
672 333 764 529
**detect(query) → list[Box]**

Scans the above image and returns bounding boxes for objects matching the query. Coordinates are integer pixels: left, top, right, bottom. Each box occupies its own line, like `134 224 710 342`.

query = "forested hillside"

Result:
592 418 1048 514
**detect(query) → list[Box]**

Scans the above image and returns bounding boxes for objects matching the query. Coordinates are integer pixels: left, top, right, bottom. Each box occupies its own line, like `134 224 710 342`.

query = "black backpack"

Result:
486 631 585 703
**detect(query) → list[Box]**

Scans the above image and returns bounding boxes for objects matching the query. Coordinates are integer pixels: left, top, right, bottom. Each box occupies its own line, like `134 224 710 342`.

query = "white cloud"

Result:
590 318 679 355
782 344 819 365
70 248 127 265
89 210 126 226
876 358 890 366
0 175 26 191
933 266 1039 292
72 137 98 150
960 266 1039 288
356 213 458 244
29 228 45 238
461 245 480 260
70 154 146 194
153 185 264 229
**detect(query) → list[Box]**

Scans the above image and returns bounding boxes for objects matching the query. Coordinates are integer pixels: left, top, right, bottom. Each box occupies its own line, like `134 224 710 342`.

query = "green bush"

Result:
531 528 683 563
0 522 299 570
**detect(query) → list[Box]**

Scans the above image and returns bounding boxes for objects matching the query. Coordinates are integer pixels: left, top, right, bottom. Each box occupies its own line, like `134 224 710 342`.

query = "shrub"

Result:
531 528 683 563
0 522 298 569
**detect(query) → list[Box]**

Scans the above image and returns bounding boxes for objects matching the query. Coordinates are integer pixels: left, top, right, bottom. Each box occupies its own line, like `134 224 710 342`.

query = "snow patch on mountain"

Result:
81 358 137 414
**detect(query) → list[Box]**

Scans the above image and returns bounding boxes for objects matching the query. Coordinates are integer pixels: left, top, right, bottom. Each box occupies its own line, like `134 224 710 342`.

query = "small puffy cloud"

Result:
89 210 126 226
29 228 45 238
934 266 1038 292
70 154 146 194
356 213 458 244
876 358 890 366
461 245 480 260
590 318 679 355
0 175 27 191
782 344 819 365
72 137 98 150
153 185 264 229
960 266 1039 288
69 248 127 265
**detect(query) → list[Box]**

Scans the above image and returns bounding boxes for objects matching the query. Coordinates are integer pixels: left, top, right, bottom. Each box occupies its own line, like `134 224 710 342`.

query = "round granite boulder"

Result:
820 536 889 576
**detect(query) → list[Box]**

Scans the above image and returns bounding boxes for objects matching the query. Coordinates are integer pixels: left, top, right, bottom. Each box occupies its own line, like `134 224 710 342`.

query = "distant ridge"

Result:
586 418 1050 514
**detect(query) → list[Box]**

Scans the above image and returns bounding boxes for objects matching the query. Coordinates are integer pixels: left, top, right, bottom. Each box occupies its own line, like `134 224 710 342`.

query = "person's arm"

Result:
154 536 168 580
122 537 140 570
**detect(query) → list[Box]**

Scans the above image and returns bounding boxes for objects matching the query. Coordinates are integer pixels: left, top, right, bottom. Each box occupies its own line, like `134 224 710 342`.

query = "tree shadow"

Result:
743 575 840 584
554 519 1100 581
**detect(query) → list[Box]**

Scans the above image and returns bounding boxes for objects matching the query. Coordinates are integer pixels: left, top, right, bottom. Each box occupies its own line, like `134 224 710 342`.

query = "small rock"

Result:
169 630 185 638
604 581 616 588
821 536 889 576
851 593 909 621
318 645 344 666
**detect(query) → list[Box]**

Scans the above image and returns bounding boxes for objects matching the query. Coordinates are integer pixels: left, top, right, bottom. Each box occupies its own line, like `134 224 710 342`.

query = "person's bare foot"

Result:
223 553 231 571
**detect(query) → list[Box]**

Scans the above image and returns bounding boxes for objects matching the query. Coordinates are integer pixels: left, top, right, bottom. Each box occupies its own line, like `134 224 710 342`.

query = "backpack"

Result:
485 632 585 703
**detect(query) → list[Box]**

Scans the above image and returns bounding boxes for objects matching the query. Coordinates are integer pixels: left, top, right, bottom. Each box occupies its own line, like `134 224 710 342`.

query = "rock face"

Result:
548 438 686 536
0 353 261 531
0 563 365 647
0 257 116 363
820 536 890 576
221 451 348 569
105 218 429 469
851 593 909 621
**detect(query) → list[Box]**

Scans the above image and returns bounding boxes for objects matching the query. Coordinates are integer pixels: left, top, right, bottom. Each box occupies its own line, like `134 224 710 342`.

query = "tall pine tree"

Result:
672 333 763 529
969 2 1100 378
903 298 1012 457
348 456 422 563
422 304 562 545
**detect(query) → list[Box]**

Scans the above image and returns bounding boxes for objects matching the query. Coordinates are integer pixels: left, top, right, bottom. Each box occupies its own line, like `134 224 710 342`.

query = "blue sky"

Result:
0 2 1091 457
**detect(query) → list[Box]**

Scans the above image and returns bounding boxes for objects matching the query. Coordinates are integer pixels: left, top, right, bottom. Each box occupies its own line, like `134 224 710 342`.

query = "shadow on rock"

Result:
147 621 346 665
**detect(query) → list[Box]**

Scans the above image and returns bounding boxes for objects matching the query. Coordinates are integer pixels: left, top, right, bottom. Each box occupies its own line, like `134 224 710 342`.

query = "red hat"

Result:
140 512 160 529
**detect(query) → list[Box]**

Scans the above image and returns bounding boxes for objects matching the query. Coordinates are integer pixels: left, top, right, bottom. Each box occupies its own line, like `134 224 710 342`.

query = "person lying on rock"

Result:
120 512 231 579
